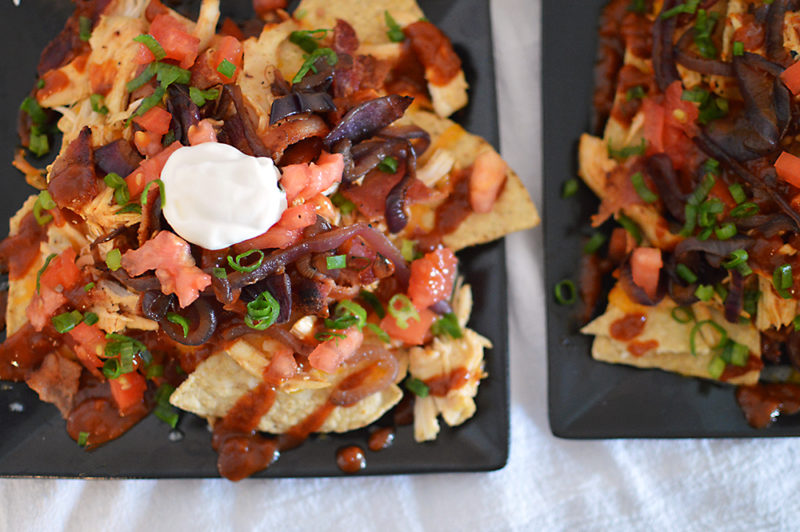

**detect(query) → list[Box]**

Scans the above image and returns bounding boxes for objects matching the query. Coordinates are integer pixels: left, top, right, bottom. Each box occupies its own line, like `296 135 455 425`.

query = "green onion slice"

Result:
616 213 642 244
36 253 57 293
52 310 83 334
217 59 237 79
378 155 399 173
33 190 56 226
404 376 429 397
671 306 695 324
562 178 579 198
245 290 280 330
387 294 420 329
227 249 264 273
288 29 329 54
694 284 714 302
106 248 122 271
728 183 746 204
213 267 227 279
730 202 759 218
133 34 166 61
141 178 166 209
583 233 607 255
690 319 728 357
631 172 658 203
431 312 463 338
554 279 577 305
385 11 406 42
104 172 130 206
292 47 338 84
773 263 793 298
188 86 220 107
723 249 749 269
83 312 99 326
326 254 347 270
77 431 89 446
366 323 391 343
360 290 386 319
715 222 737 240
708 356 726 379
79 16 92 41
167 312 189 338
676 264 698 284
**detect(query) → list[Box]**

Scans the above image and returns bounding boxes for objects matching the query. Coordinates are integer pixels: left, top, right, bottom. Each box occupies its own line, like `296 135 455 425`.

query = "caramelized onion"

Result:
328 343 399 406
618 256 665 306
724 270 744 324
158 296 217 346
653 0 680 90
324 95 413 149
269 91 336 125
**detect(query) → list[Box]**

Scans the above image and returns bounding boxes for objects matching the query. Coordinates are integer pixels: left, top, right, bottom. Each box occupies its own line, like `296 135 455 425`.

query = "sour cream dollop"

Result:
160 143 286 250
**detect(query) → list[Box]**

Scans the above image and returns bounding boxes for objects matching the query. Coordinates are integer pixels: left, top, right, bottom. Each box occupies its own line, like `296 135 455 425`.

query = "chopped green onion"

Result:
661 0 700 19
141 178 166 209
715 222 737 240
794 315 800 332
315 331 346 342
404 376 429 397
116 203 142 215
227 249 264 273
583 233 607 255
681 88 709 103
79 16 92 41
84 282 95 292
132 85 166 119
676 264 698 284
36 253 57 293
671 306 695 324
708 356 726 379
689 319 727 357
554 279 577 305
695 284 714 302
104 173 130 206
366 323 391 343
387 294 420 329
360 290 386 319
431 312 462 339
166 312 190 338
773 264 793 298
698 198 723 227
326 300 368 331
401 239 420 262
289 29 329 54
146 364 164 378
213 267 227 279
628 0 647 13
33 190 56 226
28 128 50 157
245 290 280 330
723 249 748 269
378 155 399 173
154 384 179 428
743 290 759 317
626 85 646 100
126 63 156 92
728 184 746 204
102 358 121 379
77 431 89 446
729 341 749 367
52 310 83 334
698 95 728 124
733 41 744 56
384 11 406 42
679 203 698 236
133 34 166 61
693 9 719 59
83 312 99 326
631 172 658 203
36 79 45 89
90 93 109 114
106 249 122 271
697 227 713 241
217 59 237 79
154 62 191 87
715 283 728 301
562 178 579 198
20 96 48 125
188 86 220 107
326 254 347 270
616 213 642 244
292 47 338 84
607 138 646 160
730 202 759 218
330 192 356 215
689 173 716 206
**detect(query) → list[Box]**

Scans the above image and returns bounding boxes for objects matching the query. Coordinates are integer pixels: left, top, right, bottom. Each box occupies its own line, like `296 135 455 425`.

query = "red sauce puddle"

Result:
610 313 646 341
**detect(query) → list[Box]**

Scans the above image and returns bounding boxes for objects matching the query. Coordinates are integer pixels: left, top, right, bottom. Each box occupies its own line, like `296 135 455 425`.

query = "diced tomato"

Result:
280 152 344 204
631 247 662 301
213 35 243 82
781 61 800 95
67 322 106 376
308 326 363 373
187 119 217 145
235 203 317 251
253 0 288 17
145 0 168 21
264 347 297 385
134 42 156 65
407 247 458 309
134 130 164 158
708 178 736 211
126 141 182 196
775 151 800 189
642 97 665 154
109 372 148 415
26 288 67 332
134 106 172 135
149 14 200 69
40 248 81 292
121 231 212 308
380 306 436 346
607 227 635 264
663 81 699 133
641 81 699 171
469 150 507 213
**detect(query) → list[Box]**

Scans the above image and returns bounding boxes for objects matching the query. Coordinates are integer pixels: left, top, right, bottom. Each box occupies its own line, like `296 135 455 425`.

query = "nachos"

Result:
0 0 537 479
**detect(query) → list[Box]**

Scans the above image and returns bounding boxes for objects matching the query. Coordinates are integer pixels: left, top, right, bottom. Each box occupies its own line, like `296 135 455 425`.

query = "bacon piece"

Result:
403 21 462 85
48 127 98 211
333 19 359 55
121 231 212 308
26 353 82 417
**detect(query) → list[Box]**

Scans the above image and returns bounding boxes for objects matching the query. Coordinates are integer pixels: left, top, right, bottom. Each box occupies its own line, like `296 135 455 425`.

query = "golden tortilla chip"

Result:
170 350 402 434
582 285 761 385
404 108 539 250
295 0 423 46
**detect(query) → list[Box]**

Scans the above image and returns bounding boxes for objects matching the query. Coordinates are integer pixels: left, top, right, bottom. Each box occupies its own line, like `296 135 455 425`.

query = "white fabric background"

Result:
2 1 800 530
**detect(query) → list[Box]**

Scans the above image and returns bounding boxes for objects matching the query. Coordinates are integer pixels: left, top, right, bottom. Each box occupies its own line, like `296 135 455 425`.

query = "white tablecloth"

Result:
3 1 800 530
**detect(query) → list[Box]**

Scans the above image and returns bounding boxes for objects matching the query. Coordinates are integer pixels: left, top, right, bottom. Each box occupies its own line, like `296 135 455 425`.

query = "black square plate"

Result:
544 0 800 438
0 0 509 477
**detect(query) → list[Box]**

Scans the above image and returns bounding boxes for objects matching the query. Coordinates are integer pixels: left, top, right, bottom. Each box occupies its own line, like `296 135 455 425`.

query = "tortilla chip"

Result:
756 273 797 331
296 0 423 46
403 108 539 250
170 351 403 434
582 284 761 385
